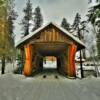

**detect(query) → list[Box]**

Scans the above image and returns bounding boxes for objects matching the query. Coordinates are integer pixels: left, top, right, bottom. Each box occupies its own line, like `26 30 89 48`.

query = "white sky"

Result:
14 0 89 43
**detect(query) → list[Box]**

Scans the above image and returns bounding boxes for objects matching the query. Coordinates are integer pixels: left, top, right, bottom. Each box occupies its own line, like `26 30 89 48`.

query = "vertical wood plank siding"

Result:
39 27 72 43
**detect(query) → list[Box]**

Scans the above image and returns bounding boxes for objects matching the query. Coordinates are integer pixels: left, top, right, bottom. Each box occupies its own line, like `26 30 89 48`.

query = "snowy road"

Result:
0 73 100 100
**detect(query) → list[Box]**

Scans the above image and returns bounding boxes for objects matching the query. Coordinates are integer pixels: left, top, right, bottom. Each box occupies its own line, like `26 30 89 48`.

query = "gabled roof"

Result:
15 22 85 48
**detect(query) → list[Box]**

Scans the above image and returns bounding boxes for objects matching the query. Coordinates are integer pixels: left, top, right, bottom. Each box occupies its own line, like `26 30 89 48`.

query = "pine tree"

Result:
72 13 81 32
32 6 43 31
72 13 84 78
61 18 70 31
73 13 88 40
0 0 17 74
8 0 18 46
87 0 100 59
86 0 100 76
0 0 4 6
94 3 100 59
21 0 33 36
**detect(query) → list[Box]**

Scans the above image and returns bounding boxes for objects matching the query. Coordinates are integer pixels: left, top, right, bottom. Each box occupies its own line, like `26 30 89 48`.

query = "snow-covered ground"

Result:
0 62 16 75
43 61 57 68
0 61 100 77
0 62 100 100
0 73 100 100
76 62 100 78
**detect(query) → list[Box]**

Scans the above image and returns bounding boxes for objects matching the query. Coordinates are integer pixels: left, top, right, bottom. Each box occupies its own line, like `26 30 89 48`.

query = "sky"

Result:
14 0 89 43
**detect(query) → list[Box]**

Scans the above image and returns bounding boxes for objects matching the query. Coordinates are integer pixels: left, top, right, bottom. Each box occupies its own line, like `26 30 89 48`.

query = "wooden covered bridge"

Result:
16 22 85 78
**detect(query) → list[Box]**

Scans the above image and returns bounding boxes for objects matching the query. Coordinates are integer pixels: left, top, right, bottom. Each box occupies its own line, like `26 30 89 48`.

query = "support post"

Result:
80 50 84 78
67 45 77 78
23 44 32 76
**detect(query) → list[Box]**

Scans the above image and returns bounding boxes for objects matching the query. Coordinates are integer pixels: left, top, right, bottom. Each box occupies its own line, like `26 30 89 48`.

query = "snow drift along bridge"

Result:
16 22 85 78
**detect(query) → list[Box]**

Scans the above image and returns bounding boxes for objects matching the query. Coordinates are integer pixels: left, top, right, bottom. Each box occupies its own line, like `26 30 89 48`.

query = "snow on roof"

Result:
15 22 85 47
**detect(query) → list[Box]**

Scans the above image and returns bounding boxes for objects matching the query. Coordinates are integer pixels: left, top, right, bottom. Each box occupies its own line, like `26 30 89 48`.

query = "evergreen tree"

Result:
61 18 70 31
72 13 85 78
32 6 43 31
73 13 88 40
0 0 4 6
21 0 33 36
73 13 81 30
87 0 100 58
0 0 17 74
8 0 18 46
80 21 88 59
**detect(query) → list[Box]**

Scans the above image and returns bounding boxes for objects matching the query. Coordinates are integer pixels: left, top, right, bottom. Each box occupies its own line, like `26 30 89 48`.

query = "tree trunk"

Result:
82 49 86 59
78 28 84 78
80 50 84 78
1 56 5 74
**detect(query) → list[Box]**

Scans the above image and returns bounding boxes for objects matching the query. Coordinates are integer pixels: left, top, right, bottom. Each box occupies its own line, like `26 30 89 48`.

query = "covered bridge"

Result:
16 22 85 78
